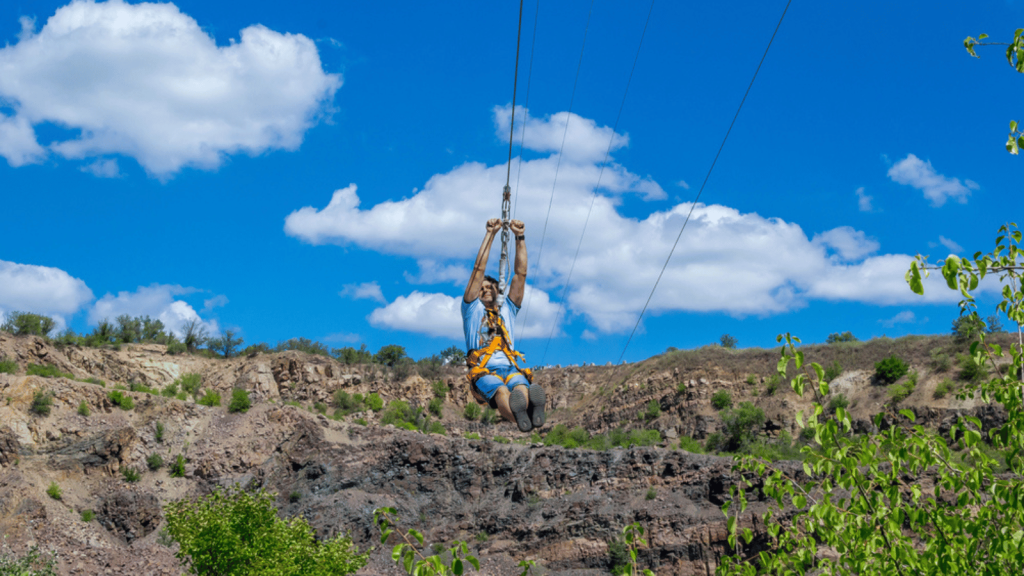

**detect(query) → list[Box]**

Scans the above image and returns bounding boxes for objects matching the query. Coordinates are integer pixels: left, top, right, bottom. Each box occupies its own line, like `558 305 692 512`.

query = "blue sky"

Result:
0 0 1020 365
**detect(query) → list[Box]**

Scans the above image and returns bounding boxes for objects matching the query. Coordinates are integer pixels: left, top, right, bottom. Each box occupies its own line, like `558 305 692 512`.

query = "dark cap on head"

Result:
483 275 499 286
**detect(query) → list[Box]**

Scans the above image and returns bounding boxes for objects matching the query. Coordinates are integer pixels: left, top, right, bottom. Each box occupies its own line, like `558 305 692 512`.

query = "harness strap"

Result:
466 308 532 403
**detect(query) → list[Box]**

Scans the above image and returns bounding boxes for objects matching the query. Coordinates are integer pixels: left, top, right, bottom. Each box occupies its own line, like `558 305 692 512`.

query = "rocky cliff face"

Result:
0 331 1006 575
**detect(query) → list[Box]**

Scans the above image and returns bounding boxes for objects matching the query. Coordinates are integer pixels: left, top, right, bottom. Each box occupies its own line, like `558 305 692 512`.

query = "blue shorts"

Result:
474 365 530 401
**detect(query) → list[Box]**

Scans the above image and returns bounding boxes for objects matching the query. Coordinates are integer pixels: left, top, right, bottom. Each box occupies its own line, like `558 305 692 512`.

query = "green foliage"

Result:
0 357 16 374
887 380 916 403
431 380 448 399
719 334 738 349
169 454 186 477
930 346 952 372
374 507 480 576
289 491 302 503
77 401 89 417
952 313 987 344
30 390 53 416
180 318 207 353
481 406 499 425
417 355 443 380
161 381 179 397
427 421 447 435
677 436 704 454
332 343 373 364
439 345 466 365
0 543 58 576
332 390 363 413
81 509 95 522
375 344 407 367
825 331 857 344
645 487 657 500
874 354 909 384
366 393 383 411
26 363 72 379
1 311 56 338
463 402 482 421
764 373 781 396
129 382 158 395
493 435 510 444
79 376 104 386
711 390 733 410
354 418 368 426
428 397 443 418
827 393 849 413
718 225 1024 575
147 453 164 470
275 337 330 356
608 523 655 576
543 424 661 451
155 421 165 443
107 390 134 410
313 401 328 414
718 402 766 452
176 373 202 397
745 374 756 386
958 352 987 382
463 432 481 440
822 360 843 383
643 399 661 421
121 467 140 483
934 378 957 399
46 482 62 500
166 340 187 355
208 329 244 358
166 485 368 575
228 388 251 413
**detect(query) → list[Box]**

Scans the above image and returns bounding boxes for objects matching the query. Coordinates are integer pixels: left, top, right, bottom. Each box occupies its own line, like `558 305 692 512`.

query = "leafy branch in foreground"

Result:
718 225 1024 575
965 30 1024 153
373 507 485 576
612 523 655 576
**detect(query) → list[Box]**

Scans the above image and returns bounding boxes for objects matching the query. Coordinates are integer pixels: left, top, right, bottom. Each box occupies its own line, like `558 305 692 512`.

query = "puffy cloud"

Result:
493 104 629 164
89 284 218 337
0 0 341 176
80 158 120 178
880 310 916 328
368 285 562 341
339 281 385 303
887 154 978 207
0 259 94 329
403 260 468 285
813 226 880 261
938 236 963 253
286 108 972 336
202 294 229 312
855 186 873 212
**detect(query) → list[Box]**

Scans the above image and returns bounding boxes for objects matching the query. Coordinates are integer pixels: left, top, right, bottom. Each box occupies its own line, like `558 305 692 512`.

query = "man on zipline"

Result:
463 217 545 432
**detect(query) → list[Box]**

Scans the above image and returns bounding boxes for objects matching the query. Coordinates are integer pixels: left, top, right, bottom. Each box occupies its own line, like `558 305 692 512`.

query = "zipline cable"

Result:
541 0 656 364
497 0 526 300
617 0 792 364
512 0 540 221
522 0 596 325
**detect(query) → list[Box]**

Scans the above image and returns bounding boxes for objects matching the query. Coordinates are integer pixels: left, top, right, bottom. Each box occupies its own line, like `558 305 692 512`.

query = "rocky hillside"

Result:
0 331 1012 575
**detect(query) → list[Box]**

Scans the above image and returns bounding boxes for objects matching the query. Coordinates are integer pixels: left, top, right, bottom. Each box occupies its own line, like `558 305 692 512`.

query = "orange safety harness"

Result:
466 307 532 404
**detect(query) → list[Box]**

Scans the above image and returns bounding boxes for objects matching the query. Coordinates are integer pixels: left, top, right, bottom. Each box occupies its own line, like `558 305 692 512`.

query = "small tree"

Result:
375 344 407 367
439 345 466 365
180 319 208 353
209 329 244 358
719 334 738 349
228 389 251 413
874 355 910 384
825 331 857 344
1 311 56 338
116 314 142 343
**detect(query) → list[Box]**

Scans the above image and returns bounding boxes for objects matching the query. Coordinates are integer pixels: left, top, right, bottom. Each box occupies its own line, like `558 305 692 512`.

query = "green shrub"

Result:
164 486 369 575
493 435 510 444
827 394 849 413
745 374 757 386
147 453 164 470
543 424 661 450
934 378 956 399
166 340 187 355
81 509 95 522
719 402 767 452
108 390 134 410
705 432 725 452
720 334 738 349
957 353 986 382
930 347 951 372
30 391 54 416
826 331 857 343
464 432 481 440
366 393 384 412
176 373 202 397
0 357 16 374
887 380 916 403
823 361 843 383
333 390 359 411
643 399 661 421
427 421 447 435
284 400 302 408
129 382 158 395
463 402 482 421
176 391 187 401
170 454 186 477
711 390 733 410
354 418 368 426
1 311 56 338
26 363 72 379
155 421 165 442
677 381 687 393
161 381 179 397
46 482 62 500
198 391 221 407
290 491 302 503
481 406 499 425
677 436 704 453
428 397 443 417
122 467 140 482
875 355 909 384
79 376 105 386
765 373 781 396
229 388 251 413
431 380 448 399
0 544 58 575
77 401 90 417
645 487 657 500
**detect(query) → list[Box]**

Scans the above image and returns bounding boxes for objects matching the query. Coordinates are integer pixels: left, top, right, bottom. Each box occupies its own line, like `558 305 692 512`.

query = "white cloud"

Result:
855 186 873 212
368 285 563 341
676 180 690 189
493 104 628 164
403 260 469 285
880 310 916 328
80 158 120 178
0 259 93 330
938 236 963 253
323 332 360 344
285 108 972 335
813 226 880 261
89 284 218 337
339 282 385 303
202 294 229 312
581 329 597 341
887 154 977 207
0 0 341 176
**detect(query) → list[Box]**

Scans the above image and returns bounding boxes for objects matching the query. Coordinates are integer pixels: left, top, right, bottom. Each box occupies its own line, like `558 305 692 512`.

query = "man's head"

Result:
480 275 500 308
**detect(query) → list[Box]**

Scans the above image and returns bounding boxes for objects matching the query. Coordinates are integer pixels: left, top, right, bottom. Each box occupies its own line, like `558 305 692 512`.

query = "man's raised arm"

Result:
508 219 527 308
464 218 502 303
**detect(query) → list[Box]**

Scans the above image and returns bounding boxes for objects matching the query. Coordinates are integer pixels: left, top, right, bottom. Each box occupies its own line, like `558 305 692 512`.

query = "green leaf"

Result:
899 409 916 422
467 556 480 571
453 558 464 575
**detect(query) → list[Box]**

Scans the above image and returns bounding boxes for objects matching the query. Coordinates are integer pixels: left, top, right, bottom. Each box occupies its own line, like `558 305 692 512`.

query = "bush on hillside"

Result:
719 401 766 452
228 389 251 413
874 355 909 384
823 361 843 383
826 331 858 344
0 544 58 576
0 356 17 374
176 373 202 397
198 391 221 407
720 334 738 349
30 391 54 416
463 402 482 421
108 390 134 410
26 363 72 379
711 390 733 410
164 486 369 575
1 311 56 338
